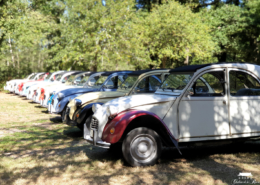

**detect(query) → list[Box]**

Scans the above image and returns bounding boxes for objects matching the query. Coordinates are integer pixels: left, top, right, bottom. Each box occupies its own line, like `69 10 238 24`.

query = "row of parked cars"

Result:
4 63 260 166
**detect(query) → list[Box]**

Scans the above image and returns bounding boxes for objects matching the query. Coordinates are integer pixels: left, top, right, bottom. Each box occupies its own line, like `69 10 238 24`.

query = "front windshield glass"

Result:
160 73 193 92
61 74 74 83
55 74 63 81
64 74 81 85
77 75 90 86
29 74 37 80
117 75 139 92
83 75 108 89
37 74 45 80
45 73 52 80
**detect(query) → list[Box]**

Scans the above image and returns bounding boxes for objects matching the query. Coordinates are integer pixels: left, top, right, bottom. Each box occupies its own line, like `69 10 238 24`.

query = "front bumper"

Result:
84 124 110 149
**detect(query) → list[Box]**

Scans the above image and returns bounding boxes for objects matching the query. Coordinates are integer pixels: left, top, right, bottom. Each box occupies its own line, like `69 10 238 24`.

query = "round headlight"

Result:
58 93 65 100
74 99 82 107
92 104 102 113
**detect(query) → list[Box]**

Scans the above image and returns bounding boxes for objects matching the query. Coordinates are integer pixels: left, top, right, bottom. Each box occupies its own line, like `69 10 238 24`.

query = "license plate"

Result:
90 129 94 138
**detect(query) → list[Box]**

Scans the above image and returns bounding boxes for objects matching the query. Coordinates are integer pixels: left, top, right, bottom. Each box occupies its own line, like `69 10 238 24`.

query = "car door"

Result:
178 69 230 138
228 69 260 135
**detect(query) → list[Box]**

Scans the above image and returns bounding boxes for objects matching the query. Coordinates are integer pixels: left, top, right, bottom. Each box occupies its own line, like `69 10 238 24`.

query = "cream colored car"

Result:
64 69 170 130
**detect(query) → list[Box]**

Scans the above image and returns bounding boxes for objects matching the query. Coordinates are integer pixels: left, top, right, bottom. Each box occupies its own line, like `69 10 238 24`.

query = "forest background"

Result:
1 0 260 88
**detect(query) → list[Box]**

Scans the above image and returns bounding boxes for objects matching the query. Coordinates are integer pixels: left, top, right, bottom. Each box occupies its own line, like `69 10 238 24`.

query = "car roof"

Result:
97 71 132 76
169 62 260 73
128 69 170 76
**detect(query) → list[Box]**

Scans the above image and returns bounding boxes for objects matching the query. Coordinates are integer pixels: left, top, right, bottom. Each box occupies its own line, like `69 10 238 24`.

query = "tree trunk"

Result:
8 35 15 67
184 48 190 65
161 57 166 68
16 53 20 75
38 52 41 70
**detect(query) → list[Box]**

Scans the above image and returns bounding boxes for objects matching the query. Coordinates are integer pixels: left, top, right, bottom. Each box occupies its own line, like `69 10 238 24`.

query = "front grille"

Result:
51 99 54 105
36 92 38 96
90 118 98 130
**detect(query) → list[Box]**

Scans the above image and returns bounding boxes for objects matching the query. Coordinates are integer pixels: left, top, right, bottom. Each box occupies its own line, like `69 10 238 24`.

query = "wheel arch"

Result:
122 115 176 147
101 110 181 153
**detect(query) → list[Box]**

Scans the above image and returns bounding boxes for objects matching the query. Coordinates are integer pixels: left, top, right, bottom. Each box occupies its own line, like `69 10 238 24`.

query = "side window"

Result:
149 76 161 91
229 71 260 96
191 71 225 97
134 76 162 94
118 75 128 87
105 76 116 89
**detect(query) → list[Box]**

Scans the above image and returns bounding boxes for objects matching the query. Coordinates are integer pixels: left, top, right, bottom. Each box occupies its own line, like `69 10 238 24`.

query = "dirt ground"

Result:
0 92 260 185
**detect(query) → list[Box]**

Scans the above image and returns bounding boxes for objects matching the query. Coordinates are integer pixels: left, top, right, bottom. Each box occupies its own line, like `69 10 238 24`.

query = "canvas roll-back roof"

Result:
169 62 260 77
98 70 132 76
169 64 212 73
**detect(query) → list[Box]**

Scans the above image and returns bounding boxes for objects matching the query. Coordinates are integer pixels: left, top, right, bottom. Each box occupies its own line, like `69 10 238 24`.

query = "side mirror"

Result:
186 88 194 97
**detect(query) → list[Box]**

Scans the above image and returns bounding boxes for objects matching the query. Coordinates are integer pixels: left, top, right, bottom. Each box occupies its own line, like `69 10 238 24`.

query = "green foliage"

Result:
1 0 260 83
143 1 216 67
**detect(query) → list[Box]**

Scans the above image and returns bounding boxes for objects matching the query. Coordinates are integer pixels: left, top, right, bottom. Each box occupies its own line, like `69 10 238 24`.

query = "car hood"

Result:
8 79 27 84
45 84 80 95
59 87 98 97
97 94 176 115
75 91 125 105
24 81 47 88
67 91 125 117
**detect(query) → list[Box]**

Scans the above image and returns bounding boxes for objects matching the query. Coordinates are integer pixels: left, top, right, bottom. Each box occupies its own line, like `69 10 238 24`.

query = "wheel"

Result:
122 127 162 167
77 124 84 131
61 110 66 122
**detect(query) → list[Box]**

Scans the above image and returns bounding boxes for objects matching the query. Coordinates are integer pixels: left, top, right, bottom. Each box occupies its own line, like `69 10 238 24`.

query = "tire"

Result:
77 124 84 131
61 110 66 122
122 127 162 167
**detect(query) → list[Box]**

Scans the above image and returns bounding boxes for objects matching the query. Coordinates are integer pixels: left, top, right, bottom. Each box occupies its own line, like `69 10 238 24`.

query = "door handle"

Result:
223 100 226 105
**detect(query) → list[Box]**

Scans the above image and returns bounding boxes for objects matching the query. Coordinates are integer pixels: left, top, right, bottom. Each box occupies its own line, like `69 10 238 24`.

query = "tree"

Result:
142 1 216 68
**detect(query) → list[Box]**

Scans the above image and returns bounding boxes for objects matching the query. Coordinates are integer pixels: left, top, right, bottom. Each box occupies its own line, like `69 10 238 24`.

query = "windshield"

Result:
55 74 63 81
45 73 52 80
64 74 81 85
83 75 108 89
50 73 61 82
37 74 45 80
29 74 37 80
160 73 193 92
117 75 139 92
77 75 91 86
61 74 74 83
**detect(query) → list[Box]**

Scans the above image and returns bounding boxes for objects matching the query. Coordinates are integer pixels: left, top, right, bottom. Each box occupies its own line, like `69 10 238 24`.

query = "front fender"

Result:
75 102 104 126
56 93 84 113
101 110 180 153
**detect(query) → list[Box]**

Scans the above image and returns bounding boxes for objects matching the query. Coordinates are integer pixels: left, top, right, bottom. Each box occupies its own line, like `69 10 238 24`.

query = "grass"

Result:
0 92 260 185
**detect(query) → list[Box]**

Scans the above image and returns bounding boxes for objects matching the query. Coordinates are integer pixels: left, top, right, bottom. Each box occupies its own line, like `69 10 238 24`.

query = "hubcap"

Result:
130 134 157 163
